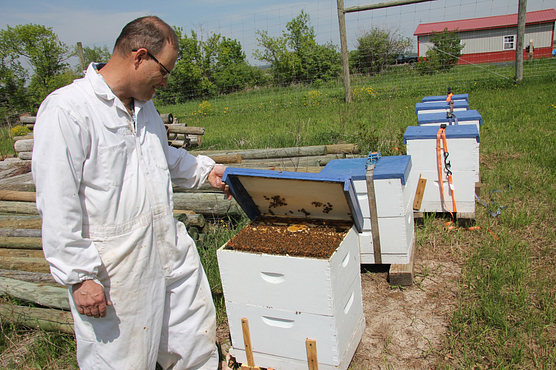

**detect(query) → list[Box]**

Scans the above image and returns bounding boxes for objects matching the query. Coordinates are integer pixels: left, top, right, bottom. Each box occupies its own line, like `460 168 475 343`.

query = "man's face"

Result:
134 43 178 101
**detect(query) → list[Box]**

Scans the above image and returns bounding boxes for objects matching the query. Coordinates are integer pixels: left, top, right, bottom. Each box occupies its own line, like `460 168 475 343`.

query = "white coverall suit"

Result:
32 63 218 369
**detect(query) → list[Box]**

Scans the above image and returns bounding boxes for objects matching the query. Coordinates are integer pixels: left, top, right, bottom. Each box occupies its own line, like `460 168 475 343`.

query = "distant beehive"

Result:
404 125 480 217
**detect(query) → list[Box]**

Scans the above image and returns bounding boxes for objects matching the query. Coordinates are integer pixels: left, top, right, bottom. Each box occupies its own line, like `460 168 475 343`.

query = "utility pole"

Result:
515 0 527 82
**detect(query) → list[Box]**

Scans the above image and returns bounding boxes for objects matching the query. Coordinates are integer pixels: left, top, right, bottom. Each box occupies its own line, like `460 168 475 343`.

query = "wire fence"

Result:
155 0 556 111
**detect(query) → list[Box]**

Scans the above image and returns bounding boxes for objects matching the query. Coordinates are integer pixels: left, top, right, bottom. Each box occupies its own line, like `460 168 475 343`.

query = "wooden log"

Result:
0 201 39 214
325 143 360 154
187 226 199 241
0 249 44 258
231 146 326 160
188 134 202 147
175 213 190 228
0 214 42 221
160 113 173 123
0 277 69 310
0 304 74 334
173 181 222 193
19 116 36 124
18 152 32 160
0 237 42 249
173 210 197 215
186 214 205 228
14 139 34 153
0 228 41 237
241 153 345 167
165 125 205 135
0 269 56 285
0 257 50 273
0 165 32 181
13 133 33 141
0 190 36 202
172 192 243 216
0 172 35 191
208 153 242 164
0 219 42 229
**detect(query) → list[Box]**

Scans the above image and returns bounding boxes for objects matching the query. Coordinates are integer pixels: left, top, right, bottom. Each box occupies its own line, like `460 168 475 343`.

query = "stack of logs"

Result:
161 113 204 149
1 114 362 334
15 114 206 156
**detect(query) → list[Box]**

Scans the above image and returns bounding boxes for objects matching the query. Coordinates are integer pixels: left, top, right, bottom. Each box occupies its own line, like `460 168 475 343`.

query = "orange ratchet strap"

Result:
436 126 457 219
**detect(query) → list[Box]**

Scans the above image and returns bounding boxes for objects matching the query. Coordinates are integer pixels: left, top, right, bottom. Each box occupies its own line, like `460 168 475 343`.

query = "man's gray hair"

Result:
114 16 178 57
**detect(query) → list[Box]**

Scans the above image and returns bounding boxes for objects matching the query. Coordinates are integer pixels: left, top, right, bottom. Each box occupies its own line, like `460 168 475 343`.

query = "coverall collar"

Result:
85 63 147 128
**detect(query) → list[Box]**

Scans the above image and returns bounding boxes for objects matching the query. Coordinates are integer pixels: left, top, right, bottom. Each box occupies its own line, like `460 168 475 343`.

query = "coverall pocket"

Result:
98 141 128 187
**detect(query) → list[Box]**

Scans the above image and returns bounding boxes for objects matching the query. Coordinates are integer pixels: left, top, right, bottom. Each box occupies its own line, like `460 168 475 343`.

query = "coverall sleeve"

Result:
167 146 215 189
32 103 103 287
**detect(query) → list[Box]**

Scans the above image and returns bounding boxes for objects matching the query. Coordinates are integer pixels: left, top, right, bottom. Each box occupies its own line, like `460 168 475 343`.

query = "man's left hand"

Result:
208 164 231 200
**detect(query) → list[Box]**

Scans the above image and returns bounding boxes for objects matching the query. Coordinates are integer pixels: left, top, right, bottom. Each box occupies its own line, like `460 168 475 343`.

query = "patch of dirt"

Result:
350 258 460 369
217 249 461 369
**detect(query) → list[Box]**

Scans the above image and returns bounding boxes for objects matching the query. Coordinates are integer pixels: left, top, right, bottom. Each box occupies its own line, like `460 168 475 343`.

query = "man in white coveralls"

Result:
32 16 228 370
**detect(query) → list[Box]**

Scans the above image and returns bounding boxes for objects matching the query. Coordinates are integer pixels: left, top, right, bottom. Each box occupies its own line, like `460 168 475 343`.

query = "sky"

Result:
1 0 555 66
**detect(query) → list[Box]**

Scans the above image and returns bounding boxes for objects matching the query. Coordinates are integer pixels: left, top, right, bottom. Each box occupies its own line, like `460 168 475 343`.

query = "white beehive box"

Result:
417 110 483 132
218 169 365 370
416 100 468 114
319 156 416 264
404 125 480 215
421 93 468 103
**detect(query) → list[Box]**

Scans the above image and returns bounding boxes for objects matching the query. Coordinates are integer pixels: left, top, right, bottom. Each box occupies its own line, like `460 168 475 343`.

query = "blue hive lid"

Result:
320 155 411 185
222 167 363 231
403 125 480 144
417 110 483 125
422 93 469 102
415 100 469 114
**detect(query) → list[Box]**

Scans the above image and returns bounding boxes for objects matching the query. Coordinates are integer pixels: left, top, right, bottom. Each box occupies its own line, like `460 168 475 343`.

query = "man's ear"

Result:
132 48 148 68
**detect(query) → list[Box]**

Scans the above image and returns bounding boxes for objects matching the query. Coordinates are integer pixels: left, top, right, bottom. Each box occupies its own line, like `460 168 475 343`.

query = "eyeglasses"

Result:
132 48 171 78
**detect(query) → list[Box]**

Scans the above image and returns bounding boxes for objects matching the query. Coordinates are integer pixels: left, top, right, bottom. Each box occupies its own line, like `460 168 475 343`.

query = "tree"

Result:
0 24 74 112
416 28 464 74
156 28 262 103
350 27 412 75
254 10 341 85
75 45 112 73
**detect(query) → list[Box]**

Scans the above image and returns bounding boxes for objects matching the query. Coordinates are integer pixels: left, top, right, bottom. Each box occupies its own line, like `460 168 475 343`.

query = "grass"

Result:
1 59 556 368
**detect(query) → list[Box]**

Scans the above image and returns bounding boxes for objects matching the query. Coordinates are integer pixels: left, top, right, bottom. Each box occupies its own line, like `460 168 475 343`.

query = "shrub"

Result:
10 124 30 137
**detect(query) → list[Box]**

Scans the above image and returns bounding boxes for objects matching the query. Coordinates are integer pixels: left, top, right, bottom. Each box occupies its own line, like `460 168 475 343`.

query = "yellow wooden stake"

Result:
413 175 427 211
241 318 260 369
306 338 319 370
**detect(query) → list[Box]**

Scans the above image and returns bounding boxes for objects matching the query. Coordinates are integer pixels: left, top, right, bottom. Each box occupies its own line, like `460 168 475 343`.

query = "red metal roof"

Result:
414 9 556 36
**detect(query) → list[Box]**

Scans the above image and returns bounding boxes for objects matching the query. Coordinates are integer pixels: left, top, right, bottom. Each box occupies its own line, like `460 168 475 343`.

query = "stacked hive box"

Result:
218 168 365 370
415 100 469 115
421 93 468 103
319 156 416 264
404 125 480 217
417 110 483 132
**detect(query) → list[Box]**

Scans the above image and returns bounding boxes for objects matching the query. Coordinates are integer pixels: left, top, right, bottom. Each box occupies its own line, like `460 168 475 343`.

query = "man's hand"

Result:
72 280 112 318
208 164 231 200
